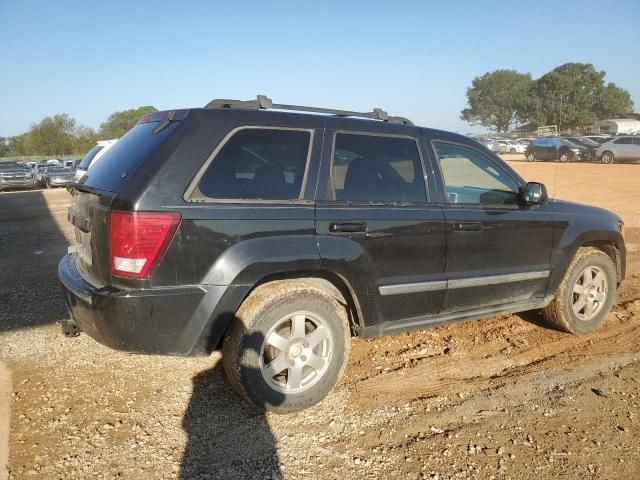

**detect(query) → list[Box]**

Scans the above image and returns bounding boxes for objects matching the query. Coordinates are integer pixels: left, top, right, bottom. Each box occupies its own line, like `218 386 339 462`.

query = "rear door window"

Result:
331 133 426 203
81 121 180 192
191 128 312 201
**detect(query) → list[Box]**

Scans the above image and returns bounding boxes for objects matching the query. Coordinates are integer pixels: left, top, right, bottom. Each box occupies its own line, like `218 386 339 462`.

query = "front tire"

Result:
601 151 614 164
542 247 616 333
222 280 350 413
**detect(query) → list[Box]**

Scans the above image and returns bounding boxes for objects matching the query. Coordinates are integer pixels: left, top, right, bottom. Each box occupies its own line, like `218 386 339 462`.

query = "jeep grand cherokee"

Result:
59 96 626 412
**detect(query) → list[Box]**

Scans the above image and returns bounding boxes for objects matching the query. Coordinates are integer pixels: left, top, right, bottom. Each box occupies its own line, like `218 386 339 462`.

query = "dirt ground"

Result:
1 160 639 479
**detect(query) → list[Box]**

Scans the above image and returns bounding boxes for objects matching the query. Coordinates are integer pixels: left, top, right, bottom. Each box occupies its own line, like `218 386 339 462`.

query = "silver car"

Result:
596 136 640 164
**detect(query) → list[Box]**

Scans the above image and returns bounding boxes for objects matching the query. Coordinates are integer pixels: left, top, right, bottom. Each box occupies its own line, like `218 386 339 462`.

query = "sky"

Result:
1 0 639 137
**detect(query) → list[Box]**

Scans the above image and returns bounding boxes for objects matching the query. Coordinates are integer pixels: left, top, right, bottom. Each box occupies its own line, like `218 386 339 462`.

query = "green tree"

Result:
0 137 9 157
73 125 98 155
595 83 634 119
25 114 77 156
7 134 27 156
532 63 633 129
99 106 157 138
461 70 535 132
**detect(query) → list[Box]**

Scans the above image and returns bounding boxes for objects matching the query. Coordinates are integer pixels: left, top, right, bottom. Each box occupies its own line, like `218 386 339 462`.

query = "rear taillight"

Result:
109 211 181 278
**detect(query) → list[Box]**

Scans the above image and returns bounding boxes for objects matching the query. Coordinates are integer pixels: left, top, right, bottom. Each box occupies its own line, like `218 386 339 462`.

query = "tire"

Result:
558 151 570 163
527 152 536 162
510 148 516 154
601 151 614 164
542 247 617 334
45 179 51 188
222 280 350 413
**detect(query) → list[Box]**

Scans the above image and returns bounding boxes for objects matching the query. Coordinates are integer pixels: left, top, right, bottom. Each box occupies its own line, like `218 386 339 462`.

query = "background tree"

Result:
461 70 535 132
24 114 77 156
461 63 634 132
595 83 634 120
0 138 9 157
73 125 97 155
99 106 157 139
534 63 610 129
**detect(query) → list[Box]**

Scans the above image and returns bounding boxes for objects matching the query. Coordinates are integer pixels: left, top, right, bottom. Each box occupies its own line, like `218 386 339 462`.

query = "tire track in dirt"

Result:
349 294 640 409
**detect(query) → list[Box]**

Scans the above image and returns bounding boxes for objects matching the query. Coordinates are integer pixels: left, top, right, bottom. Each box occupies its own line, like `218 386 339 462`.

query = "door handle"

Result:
453 222 482 232
329 222 367 234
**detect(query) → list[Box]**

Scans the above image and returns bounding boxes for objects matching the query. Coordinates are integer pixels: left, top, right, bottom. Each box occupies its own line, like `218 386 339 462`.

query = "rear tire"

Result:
527 152 536 162
601 151 614 164
558 151 570 163
542 247 616 334
510 148 516 154
222 280 350 413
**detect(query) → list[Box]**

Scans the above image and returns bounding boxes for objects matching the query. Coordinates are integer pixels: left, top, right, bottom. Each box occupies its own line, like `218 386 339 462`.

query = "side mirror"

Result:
523 182 548 205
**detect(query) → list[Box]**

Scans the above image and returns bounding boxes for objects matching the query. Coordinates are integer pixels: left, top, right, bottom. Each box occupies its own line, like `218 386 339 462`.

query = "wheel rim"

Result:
559 153 569 162
527 153 535 161
602 153 613 164
572 266 608 321
260 311 333 394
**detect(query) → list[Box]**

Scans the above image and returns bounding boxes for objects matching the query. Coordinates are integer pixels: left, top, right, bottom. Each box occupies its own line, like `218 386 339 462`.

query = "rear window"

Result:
81 121 179 192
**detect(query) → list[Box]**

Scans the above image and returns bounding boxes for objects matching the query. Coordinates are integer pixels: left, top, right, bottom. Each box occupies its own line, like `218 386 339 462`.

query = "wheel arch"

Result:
248 270 366 334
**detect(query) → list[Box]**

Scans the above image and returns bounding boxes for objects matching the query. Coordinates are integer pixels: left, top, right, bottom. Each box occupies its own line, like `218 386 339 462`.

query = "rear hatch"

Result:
69 112 183 287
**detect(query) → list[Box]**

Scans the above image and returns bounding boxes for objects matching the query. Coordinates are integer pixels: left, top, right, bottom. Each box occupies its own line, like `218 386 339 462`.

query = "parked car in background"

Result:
34 164 52 186
526 137 589 162
584 135 614 145
45 159 62 166
75 139 118 180
41 166 76 188
562 136 600 162
0 162 34 191
478 138 497 151
63 158 80 169
596 136 640 164
515 138 533 145
495 139 526 154
59 96 626 412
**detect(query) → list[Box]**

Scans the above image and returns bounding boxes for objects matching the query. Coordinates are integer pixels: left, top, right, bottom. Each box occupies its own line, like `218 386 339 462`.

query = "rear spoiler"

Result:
137 109 189 125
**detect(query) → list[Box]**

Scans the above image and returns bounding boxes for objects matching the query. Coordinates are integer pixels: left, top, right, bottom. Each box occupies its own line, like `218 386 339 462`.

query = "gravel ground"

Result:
1 161 639 479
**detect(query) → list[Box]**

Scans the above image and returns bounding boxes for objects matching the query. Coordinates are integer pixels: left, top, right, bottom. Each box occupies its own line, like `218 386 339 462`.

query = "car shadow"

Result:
180 331 285 480
0 189 71 332
514 308 557 331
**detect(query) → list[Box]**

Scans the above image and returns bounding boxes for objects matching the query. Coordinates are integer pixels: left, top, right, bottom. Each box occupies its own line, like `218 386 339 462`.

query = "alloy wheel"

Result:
572 266 608 321
260 311 333 393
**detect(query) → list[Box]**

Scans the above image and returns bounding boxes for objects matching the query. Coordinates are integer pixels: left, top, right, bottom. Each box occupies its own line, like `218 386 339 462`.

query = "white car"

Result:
596 136 640 164
495 139 527 154
75 139 118 180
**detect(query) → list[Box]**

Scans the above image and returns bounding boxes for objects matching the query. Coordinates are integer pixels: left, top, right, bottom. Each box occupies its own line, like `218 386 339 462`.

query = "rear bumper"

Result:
58 254 245 355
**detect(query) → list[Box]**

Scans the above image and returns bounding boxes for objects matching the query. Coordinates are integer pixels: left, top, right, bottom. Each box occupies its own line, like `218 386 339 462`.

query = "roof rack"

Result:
205 95 414 126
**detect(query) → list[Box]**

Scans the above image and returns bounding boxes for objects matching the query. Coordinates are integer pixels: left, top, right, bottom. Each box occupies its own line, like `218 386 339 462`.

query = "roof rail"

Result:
205 95 414 126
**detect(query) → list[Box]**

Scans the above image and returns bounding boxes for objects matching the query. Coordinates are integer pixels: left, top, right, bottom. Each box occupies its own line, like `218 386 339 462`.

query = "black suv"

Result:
525 137 590 162
59 96 626 412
